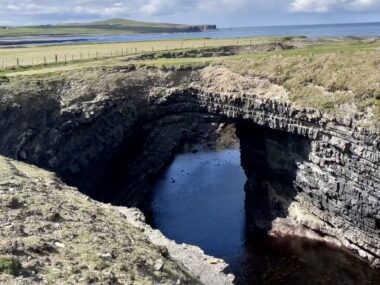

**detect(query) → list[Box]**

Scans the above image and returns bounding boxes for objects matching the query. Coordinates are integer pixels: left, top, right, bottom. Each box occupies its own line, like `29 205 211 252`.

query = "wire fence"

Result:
1 48 142 69
0 38 255 70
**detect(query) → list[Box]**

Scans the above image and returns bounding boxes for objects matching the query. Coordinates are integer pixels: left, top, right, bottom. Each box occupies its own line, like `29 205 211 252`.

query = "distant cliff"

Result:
0 19 217 38
190 25 217 31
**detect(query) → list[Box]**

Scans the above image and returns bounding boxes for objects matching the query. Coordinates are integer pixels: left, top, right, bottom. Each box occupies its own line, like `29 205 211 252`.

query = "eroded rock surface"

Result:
0 65 379 284
193 67 380 267
119 207 234 285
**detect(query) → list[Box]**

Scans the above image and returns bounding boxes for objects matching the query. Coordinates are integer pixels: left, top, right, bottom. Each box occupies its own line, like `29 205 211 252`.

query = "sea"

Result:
0 22 379 46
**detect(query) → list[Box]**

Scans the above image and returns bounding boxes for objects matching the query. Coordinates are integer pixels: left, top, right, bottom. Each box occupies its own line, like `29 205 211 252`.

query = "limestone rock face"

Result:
186 84 380 267
0 66 379 270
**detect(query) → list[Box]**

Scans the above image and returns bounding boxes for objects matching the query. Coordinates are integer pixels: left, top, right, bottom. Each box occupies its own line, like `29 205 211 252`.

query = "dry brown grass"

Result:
227 43 380 121
0 155 199 284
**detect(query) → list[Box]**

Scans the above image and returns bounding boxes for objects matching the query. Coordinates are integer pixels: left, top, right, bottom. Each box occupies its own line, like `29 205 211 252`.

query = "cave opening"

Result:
73 116 380 285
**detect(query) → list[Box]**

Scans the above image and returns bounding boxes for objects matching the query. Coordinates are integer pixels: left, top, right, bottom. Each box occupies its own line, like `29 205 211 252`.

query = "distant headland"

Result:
0 18 217 38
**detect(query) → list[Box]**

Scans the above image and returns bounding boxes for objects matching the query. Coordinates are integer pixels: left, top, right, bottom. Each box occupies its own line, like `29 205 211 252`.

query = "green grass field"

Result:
0 37 273 69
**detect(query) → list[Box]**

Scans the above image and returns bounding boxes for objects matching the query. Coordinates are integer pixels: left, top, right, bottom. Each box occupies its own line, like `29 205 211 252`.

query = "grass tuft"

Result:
0 257 22 276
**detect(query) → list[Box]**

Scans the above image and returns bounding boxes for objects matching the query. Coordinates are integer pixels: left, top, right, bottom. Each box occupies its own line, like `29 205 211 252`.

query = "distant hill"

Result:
0 18 217 38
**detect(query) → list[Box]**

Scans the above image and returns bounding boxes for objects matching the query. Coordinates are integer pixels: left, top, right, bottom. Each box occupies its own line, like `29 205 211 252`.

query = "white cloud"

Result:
139 0 192 16
0 0 286 20
0 0 378 26
290 0 380 13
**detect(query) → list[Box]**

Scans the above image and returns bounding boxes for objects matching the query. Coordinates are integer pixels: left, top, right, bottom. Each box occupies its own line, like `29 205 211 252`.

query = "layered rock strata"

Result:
0 65 379 273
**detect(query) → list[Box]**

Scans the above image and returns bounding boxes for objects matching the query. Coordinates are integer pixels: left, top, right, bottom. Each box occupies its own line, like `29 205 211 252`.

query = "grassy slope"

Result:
227 40 380 122
0 18 209 38
0 155 200 284
1 37 379 123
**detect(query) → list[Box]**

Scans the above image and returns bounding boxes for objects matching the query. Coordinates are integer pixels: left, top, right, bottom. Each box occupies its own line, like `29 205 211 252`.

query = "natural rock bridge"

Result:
0 66 379 273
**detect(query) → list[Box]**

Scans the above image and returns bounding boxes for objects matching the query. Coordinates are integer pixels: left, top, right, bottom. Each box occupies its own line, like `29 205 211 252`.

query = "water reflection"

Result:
148 148 380 285
150 149 247 262
236 234 380 285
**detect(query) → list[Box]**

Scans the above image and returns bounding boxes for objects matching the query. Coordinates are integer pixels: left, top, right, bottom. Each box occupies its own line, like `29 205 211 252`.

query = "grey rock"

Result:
0 66 378 271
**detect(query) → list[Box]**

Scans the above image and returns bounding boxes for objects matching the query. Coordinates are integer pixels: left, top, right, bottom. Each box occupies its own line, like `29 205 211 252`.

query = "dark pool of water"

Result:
148 149 380 285
150 150 246 262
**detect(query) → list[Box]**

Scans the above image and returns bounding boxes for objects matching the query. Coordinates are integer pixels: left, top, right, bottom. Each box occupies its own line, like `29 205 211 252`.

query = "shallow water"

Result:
148 148 380 285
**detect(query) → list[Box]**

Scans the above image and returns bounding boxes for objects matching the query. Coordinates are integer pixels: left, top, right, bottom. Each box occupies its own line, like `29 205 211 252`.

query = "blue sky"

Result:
0 0 379 27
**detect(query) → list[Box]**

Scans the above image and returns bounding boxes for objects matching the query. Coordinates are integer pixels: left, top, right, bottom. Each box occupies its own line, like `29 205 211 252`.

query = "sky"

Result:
0 0 379 27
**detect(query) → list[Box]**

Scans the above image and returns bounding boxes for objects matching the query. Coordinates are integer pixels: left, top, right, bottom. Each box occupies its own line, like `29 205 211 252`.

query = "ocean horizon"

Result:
0 21 379 46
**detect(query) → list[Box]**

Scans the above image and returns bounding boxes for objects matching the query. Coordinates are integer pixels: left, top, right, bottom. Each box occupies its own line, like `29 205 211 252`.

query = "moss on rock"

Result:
0 257 21 276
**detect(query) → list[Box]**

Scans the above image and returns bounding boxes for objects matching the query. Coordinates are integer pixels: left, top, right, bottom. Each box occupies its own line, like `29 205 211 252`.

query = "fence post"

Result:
64 54 67 62
44 56 46 64
80 53 83 60
55 55 58 63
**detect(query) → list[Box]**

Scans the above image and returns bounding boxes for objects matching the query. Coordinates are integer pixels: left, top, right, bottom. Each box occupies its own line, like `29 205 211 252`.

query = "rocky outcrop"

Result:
0 65 379 275
196 70 379 267
120 207 234 285
186 69 380 267
188 25 217 31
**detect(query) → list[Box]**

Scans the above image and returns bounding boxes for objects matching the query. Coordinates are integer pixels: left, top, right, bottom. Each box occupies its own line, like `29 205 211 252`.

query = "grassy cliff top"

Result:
0 36 379 125
74 18 193 28
227 40 380 124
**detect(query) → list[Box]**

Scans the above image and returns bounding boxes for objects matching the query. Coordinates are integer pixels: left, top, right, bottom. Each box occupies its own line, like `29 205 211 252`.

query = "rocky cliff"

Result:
193 67 380 267
0 65 379 283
